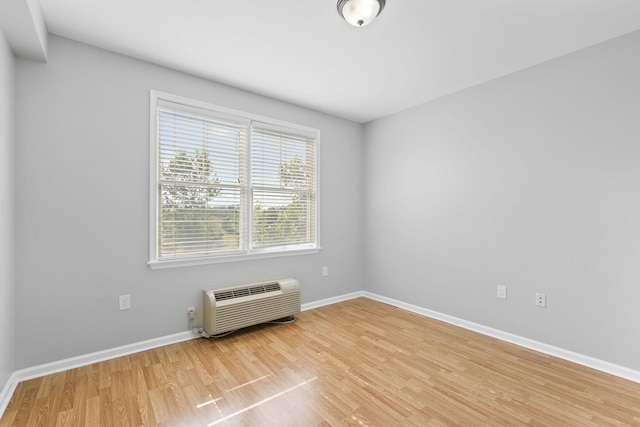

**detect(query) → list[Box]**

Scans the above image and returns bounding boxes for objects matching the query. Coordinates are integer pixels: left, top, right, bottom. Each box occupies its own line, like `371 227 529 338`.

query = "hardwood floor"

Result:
2 297 640 426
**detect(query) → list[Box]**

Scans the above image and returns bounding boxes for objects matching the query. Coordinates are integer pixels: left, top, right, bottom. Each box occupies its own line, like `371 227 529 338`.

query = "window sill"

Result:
148 246 321 270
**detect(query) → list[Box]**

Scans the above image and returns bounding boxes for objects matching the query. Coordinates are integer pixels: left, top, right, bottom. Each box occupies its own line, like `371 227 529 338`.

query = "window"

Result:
149 91 319 268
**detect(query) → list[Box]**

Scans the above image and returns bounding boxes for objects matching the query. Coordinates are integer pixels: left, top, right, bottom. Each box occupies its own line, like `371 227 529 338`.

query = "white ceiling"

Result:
33 0 640 122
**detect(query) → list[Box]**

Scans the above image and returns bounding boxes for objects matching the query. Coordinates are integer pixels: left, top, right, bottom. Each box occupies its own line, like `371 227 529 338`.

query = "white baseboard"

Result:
301 291 364 311
362 292 640 384
0 331 196 416
14 331 196 383
3 290 639 417
0 372 19 419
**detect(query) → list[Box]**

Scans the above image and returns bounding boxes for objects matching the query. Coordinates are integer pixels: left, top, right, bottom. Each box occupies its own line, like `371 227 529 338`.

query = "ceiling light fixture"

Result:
337 0 386 27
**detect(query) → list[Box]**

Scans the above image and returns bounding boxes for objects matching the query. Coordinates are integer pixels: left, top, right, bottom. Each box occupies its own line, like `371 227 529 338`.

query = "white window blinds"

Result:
157 104 246 258
251 124 317 248
151 92 319 267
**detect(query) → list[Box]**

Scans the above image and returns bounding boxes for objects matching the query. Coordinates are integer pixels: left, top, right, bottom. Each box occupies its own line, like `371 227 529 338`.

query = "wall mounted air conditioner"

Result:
202 277 301 336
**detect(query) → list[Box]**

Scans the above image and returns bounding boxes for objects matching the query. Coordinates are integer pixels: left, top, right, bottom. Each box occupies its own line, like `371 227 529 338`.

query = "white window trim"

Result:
148 90 321 269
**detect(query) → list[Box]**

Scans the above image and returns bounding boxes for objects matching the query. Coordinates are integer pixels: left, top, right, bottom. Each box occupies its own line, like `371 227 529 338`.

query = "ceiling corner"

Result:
0 0 48 62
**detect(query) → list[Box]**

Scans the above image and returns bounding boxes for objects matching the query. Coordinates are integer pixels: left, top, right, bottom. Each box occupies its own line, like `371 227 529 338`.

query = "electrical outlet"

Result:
322 266 328 277
187 307 196 319
119 294 131 311
535 293 547 308
497 285 507 300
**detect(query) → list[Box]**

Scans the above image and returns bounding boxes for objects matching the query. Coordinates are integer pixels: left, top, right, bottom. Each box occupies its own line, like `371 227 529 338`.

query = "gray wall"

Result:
0 30 15 389
364 30 640 370
15 35 365 369
12 29 640 374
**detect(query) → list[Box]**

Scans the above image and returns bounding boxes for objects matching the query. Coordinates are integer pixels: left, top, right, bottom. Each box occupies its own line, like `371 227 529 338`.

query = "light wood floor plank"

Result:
2 297 640 426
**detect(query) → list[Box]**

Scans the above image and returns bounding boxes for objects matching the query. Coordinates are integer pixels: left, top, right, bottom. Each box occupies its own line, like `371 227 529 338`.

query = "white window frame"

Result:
149 91 320 269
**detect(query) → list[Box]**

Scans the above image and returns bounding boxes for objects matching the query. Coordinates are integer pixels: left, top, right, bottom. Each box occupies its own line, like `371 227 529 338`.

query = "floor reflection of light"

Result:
196 397 223 409
226 375 271 392
207 377 318 426
352 415 369 427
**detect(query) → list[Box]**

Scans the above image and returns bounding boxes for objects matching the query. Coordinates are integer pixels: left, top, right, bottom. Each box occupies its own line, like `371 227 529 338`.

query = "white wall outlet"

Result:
497 285 507 300
187 307 196 319
535 293 547 308
322 266 328 277
119 294 131 311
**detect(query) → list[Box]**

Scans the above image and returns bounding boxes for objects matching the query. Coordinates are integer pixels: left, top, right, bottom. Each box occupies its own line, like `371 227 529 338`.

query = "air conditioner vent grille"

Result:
203 278 300 335
264 283 280 293
213 282 281 301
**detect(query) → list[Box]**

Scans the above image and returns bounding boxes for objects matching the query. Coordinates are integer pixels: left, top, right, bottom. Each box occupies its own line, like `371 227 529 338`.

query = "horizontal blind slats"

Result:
251 123 317 248
158 104 244 258
154 96 318 261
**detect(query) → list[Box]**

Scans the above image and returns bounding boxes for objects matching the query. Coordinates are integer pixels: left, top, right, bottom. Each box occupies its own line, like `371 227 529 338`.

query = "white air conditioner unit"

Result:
202 277 301 336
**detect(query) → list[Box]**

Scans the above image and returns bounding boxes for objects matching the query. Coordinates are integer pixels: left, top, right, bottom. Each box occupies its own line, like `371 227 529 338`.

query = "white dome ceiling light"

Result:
337 0 386 27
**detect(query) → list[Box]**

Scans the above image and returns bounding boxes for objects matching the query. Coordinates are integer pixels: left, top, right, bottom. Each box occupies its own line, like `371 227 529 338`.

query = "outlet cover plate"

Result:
119 294 131 311
497 285 507 300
